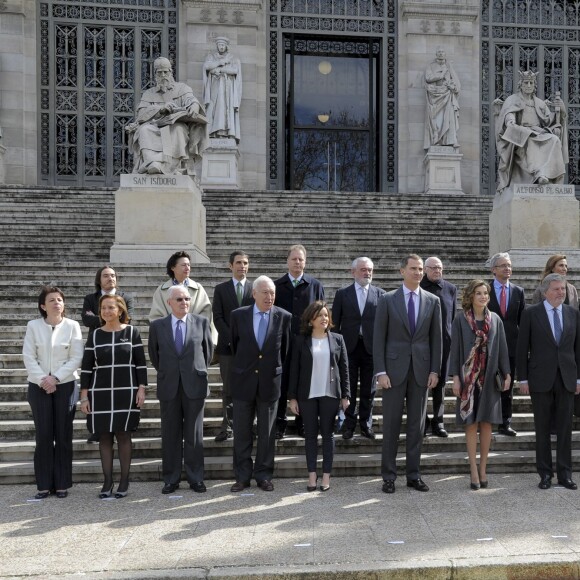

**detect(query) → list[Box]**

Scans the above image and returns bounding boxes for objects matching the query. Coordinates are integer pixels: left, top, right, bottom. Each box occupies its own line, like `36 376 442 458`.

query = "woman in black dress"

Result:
80 295 147 498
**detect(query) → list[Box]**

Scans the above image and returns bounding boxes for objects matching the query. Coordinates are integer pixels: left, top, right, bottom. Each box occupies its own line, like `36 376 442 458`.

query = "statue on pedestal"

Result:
424 47 461 149
494 70 568 193
203 37 242 143
126 57 209 175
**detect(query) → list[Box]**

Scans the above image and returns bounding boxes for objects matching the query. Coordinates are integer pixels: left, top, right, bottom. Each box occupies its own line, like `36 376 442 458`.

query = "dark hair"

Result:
94 265 115 292
540 254 567 281
300 300 333 335
461 280 491 312
38 286 65 318
166 251 191 279
99 294 130 324
229 250 249 264
400 254 423 268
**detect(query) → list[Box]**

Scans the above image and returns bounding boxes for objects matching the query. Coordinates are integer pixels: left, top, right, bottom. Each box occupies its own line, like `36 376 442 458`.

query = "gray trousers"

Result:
160 381 205 485
381 369 428 481
218 354 233 434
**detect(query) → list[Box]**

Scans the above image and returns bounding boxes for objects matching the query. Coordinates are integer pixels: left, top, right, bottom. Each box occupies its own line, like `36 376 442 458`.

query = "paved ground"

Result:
1 473 580 579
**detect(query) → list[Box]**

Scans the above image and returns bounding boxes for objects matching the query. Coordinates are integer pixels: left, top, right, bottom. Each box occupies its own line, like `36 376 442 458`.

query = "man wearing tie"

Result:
274 244 325 438
488 252 526 436
332 257 386 440
148 285 213 494
229 276 292 492
212 251 254 442
516 273 580 490
373 255 442 493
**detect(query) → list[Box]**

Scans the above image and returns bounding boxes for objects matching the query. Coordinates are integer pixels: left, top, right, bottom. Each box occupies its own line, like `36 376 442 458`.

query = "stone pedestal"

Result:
489 183 580 268
200 138 240 190
423 146 463 194
110 174 209 264
0 144 6 184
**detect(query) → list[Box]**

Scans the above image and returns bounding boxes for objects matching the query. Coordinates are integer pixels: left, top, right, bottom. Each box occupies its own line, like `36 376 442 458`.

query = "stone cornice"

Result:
401 1 479 22
182 0 262 8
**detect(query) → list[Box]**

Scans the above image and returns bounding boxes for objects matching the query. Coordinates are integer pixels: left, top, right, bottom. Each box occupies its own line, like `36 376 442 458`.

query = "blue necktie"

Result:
408 292 416 336
175 319 184 355
553 308 562 344
257 312 268 349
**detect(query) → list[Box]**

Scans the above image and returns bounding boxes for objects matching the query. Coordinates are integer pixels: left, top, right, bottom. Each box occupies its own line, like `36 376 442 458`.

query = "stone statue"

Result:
203 37 242 143
424 47 461 149
126 57 209 175
494 71 568 193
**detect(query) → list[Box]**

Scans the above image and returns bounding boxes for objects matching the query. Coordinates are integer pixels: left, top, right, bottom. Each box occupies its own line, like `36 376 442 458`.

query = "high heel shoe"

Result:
320 484 330 492
470 481 480 491
115 480 129 499
479 480 488 489
99 482 114 499
306 477 318 492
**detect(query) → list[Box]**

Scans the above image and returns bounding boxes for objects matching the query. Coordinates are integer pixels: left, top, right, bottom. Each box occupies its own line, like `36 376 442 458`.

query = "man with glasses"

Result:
488 252 526 436
148 285 213 495
420 257 457 437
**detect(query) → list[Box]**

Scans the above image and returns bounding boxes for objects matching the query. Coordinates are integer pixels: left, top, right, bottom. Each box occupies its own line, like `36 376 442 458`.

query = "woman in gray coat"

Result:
450 280 511 490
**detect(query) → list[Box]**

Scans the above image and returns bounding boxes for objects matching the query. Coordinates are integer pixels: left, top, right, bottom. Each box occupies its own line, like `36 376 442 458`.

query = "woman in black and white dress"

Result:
288 301 350 492
80 295 147 498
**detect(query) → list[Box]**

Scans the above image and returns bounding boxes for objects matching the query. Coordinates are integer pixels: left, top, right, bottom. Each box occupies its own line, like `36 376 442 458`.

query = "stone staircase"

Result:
1 185 580 484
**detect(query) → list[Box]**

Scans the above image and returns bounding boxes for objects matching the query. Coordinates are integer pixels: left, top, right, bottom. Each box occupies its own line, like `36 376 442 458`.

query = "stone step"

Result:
1 448 578 484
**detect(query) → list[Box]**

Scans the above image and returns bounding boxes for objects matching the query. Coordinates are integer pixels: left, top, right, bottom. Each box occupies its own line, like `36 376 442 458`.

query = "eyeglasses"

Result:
174 297 191 302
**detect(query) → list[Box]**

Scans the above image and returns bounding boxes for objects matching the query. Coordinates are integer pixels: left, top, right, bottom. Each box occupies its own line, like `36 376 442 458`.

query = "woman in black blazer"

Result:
288 301 350 492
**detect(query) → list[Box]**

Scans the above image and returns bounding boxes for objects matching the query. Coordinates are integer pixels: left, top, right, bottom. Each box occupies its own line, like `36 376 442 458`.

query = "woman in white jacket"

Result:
22 286 83 499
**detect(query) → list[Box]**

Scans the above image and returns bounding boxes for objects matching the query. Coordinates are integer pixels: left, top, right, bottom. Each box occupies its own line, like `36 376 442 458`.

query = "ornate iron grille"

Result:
268 0 397 192
481 0 580 195
39 0 177 186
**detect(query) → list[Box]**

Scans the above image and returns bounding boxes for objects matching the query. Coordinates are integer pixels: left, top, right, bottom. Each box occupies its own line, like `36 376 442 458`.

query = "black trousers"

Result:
500 356 516 424
343 338 375 431
27 381 75 491
233 398 277 483
217 353 234 435
530 370 574 481
300 396 340 473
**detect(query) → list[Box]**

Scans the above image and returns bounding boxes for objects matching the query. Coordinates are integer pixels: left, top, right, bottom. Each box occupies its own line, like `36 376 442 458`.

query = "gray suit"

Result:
148 313 213 485
373 286 442 481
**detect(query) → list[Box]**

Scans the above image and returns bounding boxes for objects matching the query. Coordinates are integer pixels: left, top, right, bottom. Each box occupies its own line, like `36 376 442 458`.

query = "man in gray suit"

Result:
516 273 580 490
148 285 213 495
373 254 442 493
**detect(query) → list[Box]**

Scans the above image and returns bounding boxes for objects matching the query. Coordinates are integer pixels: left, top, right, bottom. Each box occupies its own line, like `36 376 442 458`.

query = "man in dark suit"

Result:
488 252 525 436
229 276 292 492
516 273 580 490
373 254 442 494
332 257 385 440
148 285 213 494
212 251 254 442
81 265 135 443
274 244 324 438
420 256 457 437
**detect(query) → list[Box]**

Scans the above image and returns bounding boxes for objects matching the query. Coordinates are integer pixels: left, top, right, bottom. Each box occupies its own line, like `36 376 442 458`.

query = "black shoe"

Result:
539 475 552 490
470 481 480 491
360 427 376 440
319 484 330 492
557 478 577 490
87 433 100 444
297 427 305 437
214 431 231 442
162 482 180 495
498 424 517 436
407 478 429 492
55 490 68 498
382 480 395 494
275 430 285 440
230 480 251 492
190 481 207 493
34 490 50 500
480 480 489 489
432 426 448 438
342 428 354 440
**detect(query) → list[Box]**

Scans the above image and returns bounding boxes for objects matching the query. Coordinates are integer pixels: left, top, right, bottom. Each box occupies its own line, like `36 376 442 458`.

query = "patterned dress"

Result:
81 326 147 434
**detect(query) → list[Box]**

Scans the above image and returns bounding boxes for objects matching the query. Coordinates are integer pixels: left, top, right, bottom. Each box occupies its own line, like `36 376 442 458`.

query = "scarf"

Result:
460 307 491 420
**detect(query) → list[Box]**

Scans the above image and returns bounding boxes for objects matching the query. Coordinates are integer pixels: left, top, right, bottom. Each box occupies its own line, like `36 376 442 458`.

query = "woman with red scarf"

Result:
450 280 511 490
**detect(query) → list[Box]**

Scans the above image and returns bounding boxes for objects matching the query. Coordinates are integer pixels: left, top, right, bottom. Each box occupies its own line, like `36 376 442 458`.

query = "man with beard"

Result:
127 57 209 175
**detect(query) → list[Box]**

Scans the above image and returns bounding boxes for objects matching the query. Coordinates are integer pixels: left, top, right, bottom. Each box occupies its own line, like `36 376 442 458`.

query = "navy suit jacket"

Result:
516 302 580 393
488 280 525 357
287 332 350 401
212 279 254 356
274 273 325 335
148 313 213 401
230 305 292 403
332 283 386 355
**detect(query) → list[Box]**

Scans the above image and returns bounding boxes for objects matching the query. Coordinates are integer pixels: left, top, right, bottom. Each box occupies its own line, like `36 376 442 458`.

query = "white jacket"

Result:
22 317 84 385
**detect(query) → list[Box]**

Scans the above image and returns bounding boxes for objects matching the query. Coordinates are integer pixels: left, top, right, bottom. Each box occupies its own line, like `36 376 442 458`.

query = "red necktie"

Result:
500 285 507 317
